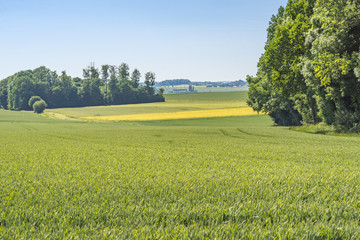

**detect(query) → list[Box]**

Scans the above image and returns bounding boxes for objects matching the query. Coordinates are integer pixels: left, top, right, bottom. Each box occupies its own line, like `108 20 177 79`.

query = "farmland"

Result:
45 91 252 119
159 85 248 94
1 92 360 239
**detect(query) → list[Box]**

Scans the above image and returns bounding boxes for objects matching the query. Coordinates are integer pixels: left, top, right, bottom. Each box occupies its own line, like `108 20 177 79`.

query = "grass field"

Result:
1 92 360 239
83 108 259 121
45 91 251 120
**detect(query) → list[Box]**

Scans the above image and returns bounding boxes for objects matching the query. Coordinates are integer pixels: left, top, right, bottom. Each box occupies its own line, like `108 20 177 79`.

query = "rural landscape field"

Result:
1 0 360 239
1 91 360 239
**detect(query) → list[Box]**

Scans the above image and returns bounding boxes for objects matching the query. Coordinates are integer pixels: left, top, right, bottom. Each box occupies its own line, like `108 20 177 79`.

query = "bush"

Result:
33 100 47 113
28 96 43 109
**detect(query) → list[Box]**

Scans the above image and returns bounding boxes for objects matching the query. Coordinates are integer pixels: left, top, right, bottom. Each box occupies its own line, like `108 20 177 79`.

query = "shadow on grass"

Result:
290 124 360 137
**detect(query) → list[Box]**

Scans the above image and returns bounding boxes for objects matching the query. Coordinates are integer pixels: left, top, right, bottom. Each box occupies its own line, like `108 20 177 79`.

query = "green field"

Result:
45 91 250 119
1 92 360 239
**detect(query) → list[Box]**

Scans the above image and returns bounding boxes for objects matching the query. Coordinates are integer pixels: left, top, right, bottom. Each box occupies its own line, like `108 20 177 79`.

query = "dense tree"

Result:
0 78 9 109
80 65 104 106
248 5 303 126
51 71 79 107
119 63 130 82
28 96 43 109
33 66 56 86
145 72 156 95
131 68 141 88
72 77 82 87
33 100 47 113
8 74 35 110
101 65 110 104
108 65 121 104
157 79 191 86
303 0 360 131
0 63 162 111
80 79 103 106
248 0 360 132
119 80 136 104
267 0 317 124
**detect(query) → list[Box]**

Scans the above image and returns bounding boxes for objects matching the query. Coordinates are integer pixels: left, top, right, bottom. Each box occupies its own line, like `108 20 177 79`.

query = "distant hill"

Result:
157 79 247 87
157 79 191 86
192 80 247 87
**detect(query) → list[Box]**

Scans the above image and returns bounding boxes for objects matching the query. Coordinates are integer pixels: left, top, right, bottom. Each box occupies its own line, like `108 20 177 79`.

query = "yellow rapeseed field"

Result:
82 107 263 121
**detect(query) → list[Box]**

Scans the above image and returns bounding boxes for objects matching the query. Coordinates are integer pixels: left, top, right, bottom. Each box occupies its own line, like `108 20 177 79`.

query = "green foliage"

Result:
32 100 47 113
118 63 130 82
28 96 43 109
131 68 141 88
119 80 136 104
145 72 156 86
0 78 9 109
158 88 165 95
247 6 303 126
51 71 79 108
304 0 360 130
8 74 35 110
158 79 191 86
0 64 161 111
101 65 110 104
108 68 121 104
248 0 360 131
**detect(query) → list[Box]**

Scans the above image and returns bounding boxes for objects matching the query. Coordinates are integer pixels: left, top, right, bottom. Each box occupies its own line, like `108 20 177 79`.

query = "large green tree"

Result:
144 72 156 96
131 68 141 88
266 0 318 124
101 65 110 104
51 71 79 107
248 0 360 131
119 63 130 82
248 5 304 126
108 65 121 104
0 78 9 109
8 76 35 110
303 0 360 131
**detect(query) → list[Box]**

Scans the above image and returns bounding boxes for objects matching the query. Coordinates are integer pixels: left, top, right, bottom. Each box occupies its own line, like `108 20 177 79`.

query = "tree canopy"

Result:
248 0 360 132
0 64 164 111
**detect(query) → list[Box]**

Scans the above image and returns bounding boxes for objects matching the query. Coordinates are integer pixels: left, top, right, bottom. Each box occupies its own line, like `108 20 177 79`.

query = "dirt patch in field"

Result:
43 112 80 121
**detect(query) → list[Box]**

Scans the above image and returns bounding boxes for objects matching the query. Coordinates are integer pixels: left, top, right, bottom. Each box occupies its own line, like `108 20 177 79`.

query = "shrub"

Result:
33 100 47 113
28 96 43 109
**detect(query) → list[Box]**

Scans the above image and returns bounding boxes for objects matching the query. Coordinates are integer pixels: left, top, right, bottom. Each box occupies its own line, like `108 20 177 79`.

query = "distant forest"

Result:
0 63 164 110
247 0 360 132
157 79 247 87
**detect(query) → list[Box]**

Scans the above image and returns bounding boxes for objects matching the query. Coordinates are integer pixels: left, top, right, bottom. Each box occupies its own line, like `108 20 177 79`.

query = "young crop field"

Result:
45 91 252 120
83 108 260 121
1 92 360 239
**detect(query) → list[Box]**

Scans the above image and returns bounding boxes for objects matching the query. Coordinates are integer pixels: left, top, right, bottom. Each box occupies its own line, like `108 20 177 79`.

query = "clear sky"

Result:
0 0 287 82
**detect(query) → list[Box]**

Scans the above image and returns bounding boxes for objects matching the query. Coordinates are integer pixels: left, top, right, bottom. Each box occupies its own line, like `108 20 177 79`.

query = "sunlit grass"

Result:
82 107 262 121
45 91 249 118
1 91 360 239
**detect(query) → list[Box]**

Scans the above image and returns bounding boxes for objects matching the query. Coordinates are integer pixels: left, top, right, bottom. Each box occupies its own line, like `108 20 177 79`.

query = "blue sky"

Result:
0 0 287 82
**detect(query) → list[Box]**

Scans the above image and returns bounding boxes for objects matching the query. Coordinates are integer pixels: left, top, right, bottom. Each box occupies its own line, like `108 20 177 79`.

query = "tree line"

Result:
157 79 247 87
157 79 191 86
247 0 360 132
0 63 164 110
